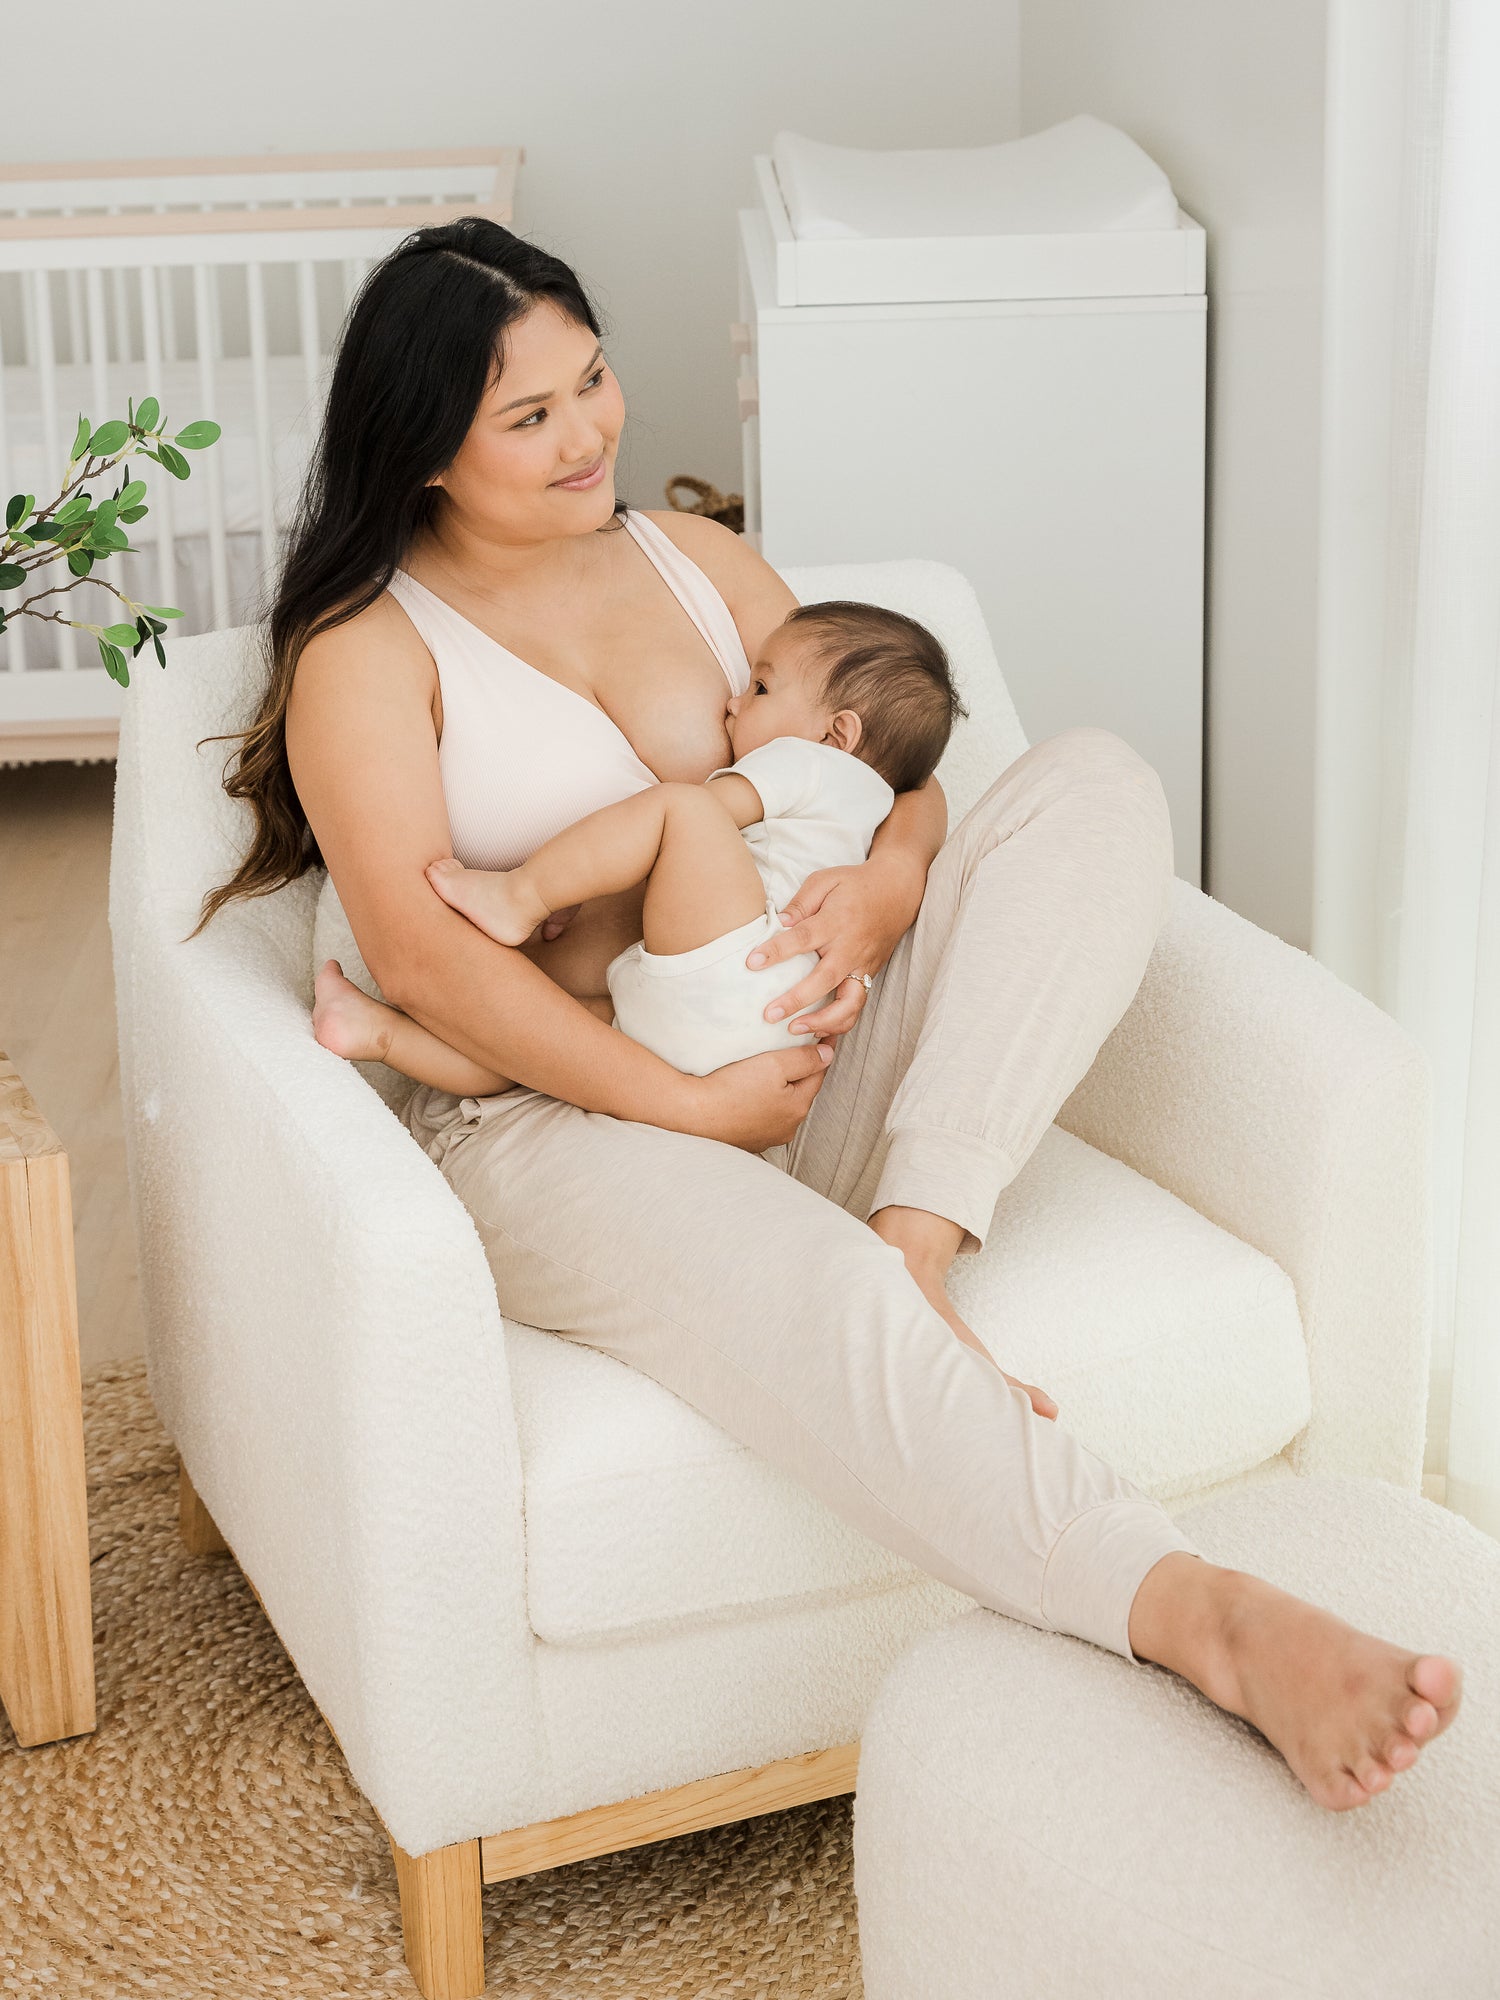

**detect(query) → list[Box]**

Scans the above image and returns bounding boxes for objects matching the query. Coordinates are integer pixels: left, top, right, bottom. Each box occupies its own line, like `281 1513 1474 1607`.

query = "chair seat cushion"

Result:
852 1477 1499 2000
510 1124 1311 1645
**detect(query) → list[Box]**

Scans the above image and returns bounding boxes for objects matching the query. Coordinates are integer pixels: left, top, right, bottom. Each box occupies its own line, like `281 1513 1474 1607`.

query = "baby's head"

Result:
726 600 966 791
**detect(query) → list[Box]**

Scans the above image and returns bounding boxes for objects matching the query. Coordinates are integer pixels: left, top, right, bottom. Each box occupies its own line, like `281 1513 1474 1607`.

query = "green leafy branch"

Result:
0 397 222 686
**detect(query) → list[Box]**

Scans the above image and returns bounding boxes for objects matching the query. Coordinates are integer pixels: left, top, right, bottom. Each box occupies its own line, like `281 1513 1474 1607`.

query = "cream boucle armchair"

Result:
108 558 1431 1999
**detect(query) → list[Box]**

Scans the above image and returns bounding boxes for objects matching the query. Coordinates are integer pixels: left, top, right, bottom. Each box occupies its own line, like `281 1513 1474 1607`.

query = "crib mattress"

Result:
0 355 320 543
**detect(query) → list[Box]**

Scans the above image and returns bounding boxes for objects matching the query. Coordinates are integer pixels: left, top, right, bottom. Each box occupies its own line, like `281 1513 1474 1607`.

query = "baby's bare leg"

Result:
427 783 766 955
638 785 767 952
312 961 512 1094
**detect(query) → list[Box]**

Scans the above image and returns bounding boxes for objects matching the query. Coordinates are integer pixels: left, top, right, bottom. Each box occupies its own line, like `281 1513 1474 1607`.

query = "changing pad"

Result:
771 115 1179 242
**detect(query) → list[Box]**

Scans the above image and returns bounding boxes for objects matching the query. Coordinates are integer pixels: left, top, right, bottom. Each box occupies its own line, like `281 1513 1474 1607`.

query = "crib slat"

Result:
343 254 373 308
29 270 76 671
0 303 26 673
16 255 31 370
138 264 177 608
85 267 109 432
65 266 85 369
296 258 320 408
58 206 81 364
111 264 132 365
245 261 277 571
159 262 178 364
30 272 61 467
191 259 230 627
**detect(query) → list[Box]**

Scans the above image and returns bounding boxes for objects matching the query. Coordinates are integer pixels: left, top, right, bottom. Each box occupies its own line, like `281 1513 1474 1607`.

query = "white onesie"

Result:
605 735 896 1077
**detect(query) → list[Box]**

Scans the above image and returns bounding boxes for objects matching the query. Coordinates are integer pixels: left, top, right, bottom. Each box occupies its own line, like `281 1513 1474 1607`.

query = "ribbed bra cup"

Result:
385 508 751 872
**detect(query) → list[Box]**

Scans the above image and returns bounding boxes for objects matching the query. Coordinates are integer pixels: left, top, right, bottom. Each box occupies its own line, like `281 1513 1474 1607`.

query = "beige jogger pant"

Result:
403 727 1204 1661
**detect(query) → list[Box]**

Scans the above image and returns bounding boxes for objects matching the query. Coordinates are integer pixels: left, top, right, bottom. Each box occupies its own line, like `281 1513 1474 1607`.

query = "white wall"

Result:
2 0 1019 519
1021 2 1328 947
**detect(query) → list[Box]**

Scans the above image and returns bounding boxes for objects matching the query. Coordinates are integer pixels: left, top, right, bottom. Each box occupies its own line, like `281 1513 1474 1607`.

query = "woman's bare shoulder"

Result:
286 587 440 774
285 602 438 781
635 508 799 644
293 586 433 690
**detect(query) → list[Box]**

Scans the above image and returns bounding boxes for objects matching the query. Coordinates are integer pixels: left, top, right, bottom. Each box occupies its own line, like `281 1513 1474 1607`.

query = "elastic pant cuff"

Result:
869 1125 1019 1254
1040 1498 1204 1661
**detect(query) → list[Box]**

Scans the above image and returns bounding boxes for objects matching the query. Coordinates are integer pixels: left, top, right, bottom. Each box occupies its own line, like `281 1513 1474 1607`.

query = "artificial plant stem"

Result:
13 574 99 616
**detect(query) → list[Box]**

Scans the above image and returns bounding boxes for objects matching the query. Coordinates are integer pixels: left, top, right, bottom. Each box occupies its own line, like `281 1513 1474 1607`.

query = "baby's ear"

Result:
826 708 863 754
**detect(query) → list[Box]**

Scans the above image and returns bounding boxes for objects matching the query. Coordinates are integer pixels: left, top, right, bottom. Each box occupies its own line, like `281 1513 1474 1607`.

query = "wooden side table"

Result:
0 1052 95 1745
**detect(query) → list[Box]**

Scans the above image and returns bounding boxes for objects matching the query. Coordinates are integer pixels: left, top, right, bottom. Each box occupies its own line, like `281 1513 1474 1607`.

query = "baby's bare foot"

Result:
426 857 548 946
311 959 396 1064
1197 1567 1463 1810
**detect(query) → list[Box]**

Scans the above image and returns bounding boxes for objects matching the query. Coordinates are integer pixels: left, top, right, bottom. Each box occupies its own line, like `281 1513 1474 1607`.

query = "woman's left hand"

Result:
745 854 925 1039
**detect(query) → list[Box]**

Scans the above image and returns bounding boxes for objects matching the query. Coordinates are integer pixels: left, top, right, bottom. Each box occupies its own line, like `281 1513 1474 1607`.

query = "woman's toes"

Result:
1403 1696 1440 1742
1410 1653 1463 1727
1323 1769 1372 1812
1351 1757 1391 1796
1381 1731 1420 1771
1020 1379 1059 1421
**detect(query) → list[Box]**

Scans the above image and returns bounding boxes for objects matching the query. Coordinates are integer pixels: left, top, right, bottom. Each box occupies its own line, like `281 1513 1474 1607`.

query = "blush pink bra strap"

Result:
622 508 752 696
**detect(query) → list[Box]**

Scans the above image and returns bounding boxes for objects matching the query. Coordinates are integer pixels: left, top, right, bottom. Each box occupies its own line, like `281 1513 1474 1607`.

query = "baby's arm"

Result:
312 960 513 1095
702 770 765 827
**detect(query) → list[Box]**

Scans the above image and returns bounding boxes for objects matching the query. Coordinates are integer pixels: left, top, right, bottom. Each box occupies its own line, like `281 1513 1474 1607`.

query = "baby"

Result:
319 598 964 1090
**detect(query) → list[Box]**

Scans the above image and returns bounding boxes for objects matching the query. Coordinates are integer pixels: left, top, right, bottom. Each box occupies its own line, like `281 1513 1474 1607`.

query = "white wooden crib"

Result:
0 146 521 765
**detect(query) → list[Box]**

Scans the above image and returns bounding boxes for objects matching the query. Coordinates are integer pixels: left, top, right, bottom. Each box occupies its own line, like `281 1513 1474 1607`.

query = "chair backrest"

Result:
111 620 319 983
780 557 1029 822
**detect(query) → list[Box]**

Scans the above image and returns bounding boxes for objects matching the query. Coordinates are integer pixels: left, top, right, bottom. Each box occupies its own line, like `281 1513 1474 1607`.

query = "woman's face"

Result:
431 300 626 542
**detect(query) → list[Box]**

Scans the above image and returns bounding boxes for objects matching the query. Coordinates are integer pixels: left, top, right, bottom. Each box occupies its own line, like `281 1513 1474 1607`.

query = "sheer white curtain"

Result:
1318 0 1500 1535
1393 0 1500 1534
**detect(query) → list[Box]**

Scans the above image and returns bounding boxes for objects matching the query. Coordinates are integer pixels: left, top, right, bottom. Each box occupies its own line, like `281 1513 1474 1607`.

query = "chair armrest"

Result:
109 878 543 1855
1057 879 1432 1489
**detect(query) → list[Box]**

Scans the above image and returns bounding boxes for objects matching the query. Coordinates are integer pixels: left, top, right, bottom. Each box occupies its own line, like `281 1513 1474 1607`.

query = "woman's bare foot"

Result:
426 856 549 946
919 1264 1060 1421
1130 1552 1465 1811
868 1205 1060 1422
311 959 398 1064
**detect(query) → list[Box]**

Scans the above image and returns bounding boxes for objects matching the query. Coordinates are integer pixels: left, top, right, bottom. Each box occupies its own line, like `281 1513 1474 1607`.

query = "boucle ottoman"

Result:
853 1477 1497 1999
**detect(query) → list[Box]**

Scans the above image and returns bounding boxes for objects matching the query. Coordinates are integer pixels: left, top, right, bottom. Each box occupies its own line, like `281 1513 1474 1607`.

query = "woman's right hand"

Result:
671 1040 834 1151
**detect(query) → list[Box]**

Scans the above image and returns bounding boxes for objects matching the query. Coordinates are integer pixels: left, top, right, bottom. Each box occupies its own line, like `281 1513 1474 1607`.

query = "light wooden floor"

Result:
0 758 143 1369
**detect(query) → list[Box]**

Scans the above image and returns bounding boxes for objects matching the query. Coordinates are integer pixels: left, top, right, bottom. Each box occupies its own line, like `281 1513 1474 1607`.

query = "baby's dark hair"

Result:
782 599 967 792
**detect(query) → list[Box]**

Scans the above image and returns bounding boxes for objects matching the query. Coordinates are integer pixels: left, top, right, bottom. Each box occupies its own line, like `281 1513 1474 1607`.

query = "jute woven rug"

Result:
0 1363 863 1997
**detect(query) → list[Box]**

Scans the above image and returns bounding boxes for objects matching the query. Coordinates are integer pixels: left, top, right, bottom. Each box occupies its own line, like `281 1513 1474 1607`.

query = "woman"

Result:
200 217 1459 1811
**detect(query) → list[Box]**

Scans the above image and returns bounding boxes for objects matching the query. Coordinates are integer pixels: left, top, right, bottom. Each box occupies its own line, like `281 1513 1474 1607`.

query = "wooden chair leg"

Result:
389 1836 485 1999
178 1460 229 1557
0 1059 96 1746
175 1455 485 1995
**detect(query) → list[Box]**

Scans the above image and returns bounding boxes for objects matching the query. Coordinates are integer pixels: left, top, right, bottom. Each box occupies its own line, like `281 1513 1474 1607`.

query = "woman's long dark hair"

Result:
191 215 620 934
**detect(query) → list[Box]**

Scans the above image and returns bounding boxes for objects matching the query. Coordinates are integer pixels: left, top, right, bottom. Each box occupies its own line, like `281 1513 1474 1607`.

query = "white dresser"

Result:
734 158 1207 882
